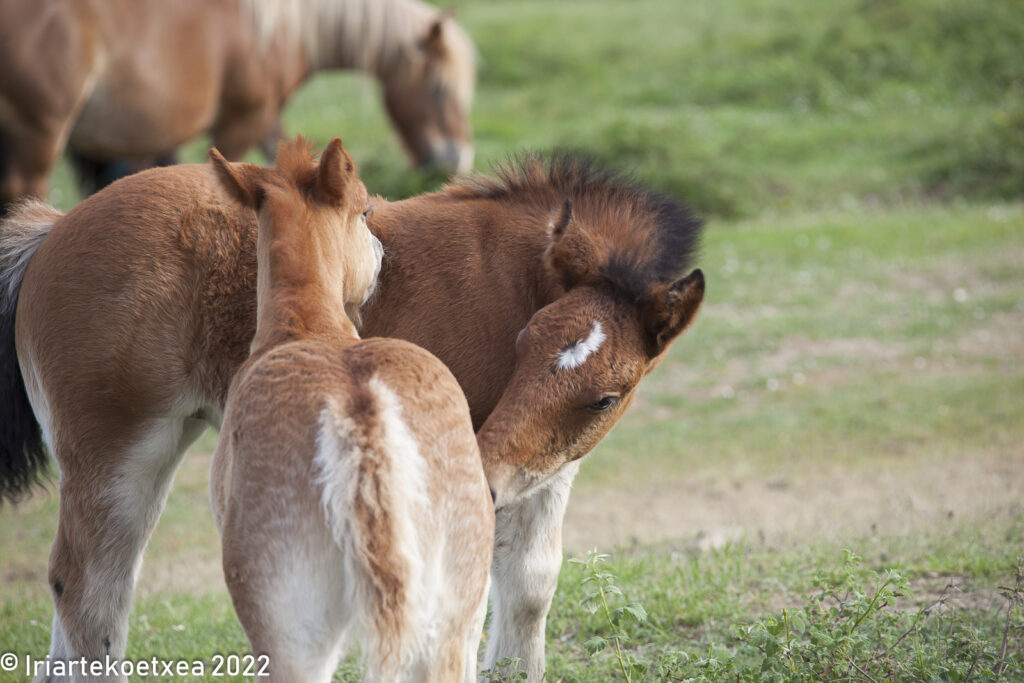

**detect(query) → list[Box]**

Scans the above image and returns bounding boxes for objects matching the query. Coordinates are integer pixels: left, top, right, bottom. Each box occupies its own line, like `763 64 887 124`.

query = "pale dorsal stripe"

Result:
556 320 606 370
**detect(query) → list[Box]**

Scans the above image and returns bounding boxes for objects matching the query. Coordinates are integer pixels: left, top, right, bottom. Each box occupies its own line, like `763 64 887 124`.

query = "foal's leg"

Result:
421 633 469 683
485 462 580 682
42 415 205 682
463 580 489 683
221 524 348 683
409 581 488 683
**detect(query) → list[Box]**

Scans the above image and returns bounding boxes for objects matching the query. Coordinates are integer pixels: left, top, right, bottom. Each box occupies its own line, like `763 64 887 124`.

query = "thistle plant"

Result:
570 549 649 682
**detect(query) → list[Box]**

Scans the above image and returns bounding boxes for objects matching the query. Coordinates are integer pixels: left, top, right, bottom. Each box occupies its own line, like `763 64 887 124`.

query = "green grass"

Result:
3 0 1023 679
544 533 1024 682
1 520 1020 681
584 202 1024 486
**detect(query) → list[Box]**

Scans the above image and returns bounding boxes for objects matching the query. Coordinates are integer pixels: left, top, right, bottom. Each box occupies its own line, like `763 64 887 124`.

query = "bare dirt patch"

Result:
562 448 1024 555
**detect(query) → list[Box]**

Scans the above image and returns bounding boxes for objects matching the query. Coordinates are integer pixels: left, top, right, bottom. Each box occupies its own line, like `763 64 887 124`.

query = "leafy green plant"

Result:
479 657 528 682
734 550 917 679
651 551 1023 682
570 550 649 682
995 557 1024 679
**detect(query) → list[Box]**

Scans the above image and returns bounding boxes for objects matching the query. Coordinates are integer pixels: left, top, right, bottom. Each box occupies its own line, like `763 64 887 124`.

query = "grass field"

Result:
2 0 1023 680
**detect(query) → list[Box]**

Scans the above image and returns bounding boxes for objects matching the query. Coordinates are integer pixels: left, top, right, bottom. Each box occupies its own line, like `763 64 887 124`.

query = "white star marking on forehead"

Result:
555 320 606 370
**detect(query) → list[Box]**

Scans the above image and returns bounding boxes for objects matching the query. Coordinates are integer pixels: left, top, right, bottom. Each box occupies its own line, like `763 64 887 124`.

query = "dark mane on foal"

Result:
447 151 703 300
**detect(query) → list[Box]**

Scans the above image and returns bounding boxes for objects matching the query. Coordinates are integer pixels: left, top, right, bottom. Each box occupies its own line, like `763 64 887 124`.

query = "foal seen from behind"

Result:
208 138 493 682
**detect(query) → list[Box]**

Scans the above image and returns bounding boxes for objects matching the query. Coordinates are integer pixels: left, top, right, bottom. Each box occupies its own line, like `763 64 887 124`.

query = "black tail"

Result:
0 200 60 504
68 148 179 196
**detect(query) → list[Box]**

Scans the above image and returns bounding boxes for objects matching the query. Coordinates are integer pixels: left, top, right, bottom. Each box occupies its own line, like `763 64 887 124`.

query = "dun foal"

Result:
208 139 493 682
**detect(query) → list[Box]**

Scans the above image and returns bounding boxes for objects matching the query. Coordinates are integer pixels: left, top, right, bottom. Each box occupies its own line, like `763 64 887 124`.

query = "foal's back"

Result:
209 139 492 682
214 336 491 682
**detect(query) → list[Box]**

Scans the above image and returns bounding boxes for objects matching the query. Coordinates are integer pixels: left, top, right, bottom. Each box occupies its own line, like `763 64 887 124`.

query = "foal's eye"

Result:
362 203 373 219
587 396 619 413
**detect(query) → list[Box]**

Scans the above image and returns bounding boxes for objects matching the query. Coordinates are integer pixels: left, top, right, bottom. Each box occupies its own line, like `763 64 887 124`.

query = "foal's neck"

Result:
251 212 359 354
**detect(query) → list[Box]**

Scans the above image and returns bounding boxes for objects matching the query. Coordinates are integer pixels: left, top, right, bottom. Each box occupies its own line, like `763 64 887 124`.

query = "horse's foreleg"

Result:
484 462 579 682
0 127 13 215
0 122 60 209
211 103 279 162
257 118 284 162
41 415 206 682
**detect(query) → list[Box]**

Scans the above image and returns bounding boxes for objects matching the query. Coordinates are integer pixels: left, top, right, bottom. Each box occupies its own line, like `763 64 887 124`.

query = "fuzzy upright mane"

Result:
447 152 703 299
267 138 319 195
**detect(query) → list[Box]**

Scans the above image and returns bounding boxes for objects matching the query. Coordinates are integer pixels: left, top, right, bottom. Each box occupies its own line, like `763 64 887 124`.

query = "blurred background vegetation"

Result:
45 0 1024 217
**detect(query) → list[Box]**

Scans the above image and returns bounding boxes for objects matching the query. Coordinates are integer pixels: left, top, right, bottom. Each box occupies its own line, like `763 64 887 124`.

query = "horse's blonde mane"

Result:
239 0 475 110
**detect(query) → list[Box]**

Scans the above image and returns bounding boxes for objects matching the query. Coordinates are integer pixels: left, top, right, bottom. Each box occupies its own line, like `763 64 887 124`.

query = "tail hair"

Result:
313 380 430 677
0 199 60 504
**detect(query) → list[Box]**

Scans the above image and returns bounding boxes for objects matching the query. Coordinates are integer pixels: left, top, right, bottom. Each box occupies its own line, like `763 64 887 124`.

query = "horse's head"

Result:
383 12 475 175
477 184 704 509
210 138 383 325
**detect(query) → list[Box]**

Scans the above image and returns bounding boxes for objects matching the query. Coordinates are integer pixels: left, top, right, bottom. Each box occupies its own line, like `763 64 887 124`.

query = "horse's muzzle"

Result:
420 140 473 176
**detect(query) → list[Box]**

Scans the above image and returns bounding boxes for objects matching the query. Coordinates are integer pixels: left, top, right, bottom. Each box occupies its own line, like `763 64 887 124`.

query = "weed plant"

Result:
561 551 1023 682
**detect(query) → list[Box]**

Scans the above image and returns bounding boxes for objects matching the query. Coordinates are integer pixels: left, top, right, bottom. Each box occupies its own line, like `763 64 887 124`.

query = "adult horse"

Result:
0 152 704 681
0 0 475 211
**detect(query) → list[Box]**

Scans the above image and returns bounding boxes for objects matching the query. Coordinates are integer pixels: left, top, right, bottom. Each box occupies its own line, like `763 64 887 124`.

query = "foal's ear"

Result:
549 197 573 240
209 148 263 209
644 269 705 359
546 197 595 289
317 138 357 205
